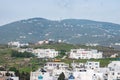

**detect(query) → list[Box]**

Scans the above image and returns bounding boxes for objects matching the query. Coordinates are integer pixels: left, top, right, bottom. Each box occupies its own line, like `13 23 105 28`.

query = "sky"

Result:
0 0 120 26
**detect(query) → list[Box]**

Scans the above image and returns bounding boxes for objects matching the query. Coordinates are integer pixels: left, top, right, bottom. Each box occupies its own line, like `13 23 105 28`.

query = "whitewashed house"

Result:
0 71 19 80
107 61 120 80
30 68 70 80
8 41 21 48
72 69 103 80
8 41 29 48
85 61 100 70
69 49 102 59
30 62 70 80
30 71 53 80
44 62 69 70
30 60 120 80
18 48 33 53
33 49 59 58
71 61 100 72
71 61 103 80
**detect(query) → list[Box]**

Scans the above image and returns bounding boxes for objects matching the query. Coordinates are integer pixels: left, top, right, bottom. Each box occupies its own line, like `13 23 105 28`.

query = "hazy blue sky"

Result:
0 0 120 25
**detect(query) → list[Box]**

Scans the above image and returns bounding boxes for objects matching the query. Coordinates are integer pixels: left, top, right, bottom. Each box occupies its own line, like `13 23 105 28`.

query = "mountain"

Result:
0 17 120 47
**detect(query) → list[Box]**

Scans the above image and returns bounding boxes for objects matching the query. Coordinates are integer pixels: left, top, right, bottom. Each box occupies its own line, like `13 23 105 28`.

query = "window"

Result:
112 72 114 75
73 50 77 53
61 64 64 66
89 63 91 65
95 63 98 65
49 64 52 66
112 69 115 71
89 66 91 68
109 67 112 71
53 64 56 66
118 73 120 75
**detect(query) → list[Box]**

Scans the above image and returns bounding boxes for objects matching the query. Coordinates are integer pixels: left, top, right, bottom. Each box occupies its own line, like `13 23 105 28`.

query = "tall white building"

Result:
69 49 102 59
33 49 59 58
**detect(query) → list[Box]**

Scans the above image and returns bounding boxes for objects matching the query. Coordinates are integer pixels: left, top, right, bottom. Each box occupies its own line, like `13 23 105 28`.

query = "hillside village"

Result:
0 41 120 80
0 0 120 80
30 61 120 80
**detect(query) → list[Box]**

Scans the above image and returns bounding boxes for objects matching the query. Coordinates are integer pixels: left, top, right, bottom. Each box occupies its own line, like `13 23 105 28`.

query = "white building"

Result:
30 62 70 80
71 61 103 80
72 69 103 80
71 62 85 69
85 61 100 70
8 41 29 48
44 62 69 70
71 61 100 72
30 61 120 80
30 71 53 80
110 53 118 58
18 48 33 53
107 61 120 80
30 66 103 80
8 41 21 48
30 69 70 80
0 71 19 80
69 49 102 59
33 49 59 58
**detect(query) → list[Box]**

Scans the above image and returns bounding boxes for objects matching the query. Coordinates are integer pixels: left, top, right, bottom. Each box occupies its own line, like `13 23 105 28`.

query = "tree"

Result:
20 71 30 80
58 72 65 80
9 67 17 72
60 50 66 56
11 50 34 58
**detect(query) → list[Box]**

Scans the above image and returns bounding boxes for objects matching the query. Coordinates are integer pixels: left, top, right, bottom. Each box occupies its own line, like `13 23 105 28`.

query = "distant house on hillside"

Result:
69 49 102 59
33 49 59 58
8 41 29 48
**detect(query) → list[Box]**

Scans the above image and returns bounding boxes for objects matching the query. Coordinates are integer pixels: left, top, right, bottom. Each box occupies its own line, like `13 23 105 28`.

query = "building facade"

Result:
69 49 102 59
44 62 69 70
33 49 59 58
107 61 120 80
0 71 19 80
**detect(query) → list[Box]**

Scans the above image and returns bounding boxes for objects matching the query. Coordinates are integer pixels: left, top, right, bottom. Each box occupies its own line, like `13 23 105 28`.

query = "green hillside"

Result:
0 18 120 48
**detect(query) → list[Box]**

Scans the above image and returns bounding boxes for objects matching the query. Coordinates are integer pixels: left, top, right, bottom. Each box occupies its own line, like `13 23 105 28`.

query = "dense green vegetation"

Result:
9 67 30 80
58 72 65 80
33 43 79 51
11 51 35 58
